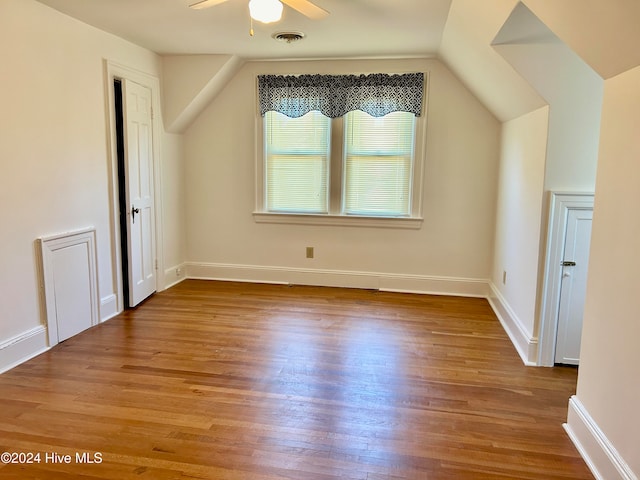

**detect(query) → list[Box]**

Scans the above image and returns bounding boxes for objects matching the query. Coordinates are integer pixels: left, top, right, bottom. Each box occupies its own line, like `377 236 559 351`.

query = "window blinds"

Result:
343 110 415 216
265 111 331 213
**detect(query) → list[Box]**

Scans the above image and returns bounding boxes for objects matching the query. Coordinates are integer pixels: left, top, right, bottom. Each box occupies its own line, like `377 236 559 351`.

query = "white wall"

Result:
493 4 603 193
184 58 500 292
497 41 603 192
487 4 604 365
162 54 243 134
567 65 640 478
490 106 549 360
0 0 183 369
161 133 187 286
523 0 640 80
439 0 546 123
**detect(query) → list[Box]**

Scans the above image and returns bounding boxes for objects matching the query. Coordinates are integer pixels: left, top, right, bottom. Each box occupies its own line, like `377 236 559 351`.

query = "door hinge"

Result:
151 106 154 120
155 259 158 270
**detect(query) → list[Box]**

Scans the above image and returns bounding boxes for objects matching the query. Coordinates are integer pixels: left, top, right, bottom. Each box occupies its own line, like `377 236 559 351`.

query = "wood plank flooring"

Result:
0 280 593 479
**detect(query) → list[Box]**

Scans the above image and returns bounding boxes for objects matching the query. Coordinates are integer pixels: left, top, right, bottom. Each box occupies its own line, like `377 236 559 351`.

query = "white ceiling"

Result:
35 0 453 59
33 0 640 124
523 0 640 80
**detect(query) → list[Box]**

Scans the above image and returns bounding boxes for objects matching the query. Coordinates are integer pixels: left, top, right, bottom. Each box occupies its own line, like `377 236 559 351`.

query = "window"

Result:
255 73 426 228
265 111 330 214
343 110 415 216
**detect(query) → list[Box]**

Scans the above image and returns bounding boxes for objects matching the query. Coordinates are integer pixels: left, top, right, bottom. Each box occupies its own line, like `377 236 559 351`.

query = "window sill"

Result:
252 212 423 229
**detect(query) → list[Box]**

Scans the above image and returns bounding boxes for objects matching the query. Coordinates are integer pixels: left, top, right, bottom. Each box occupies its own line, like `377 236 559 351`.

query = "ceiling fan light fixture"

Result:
249 0 283 24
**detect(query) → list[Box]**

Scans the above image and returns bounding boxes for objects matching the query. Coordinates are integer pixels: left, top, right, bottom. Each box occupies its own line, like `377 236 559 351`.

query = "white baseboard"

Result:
379 275 489 297
0 326 49 374
565 396 638 480
163 263 187 290
100 294 118 322
487 282 538 365
185 262 490 297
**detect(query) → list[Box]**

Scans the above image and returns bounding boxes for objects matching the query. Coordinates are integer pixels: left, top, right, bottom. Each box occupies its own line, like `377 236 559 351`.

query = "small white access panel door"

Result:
40 228 99 345
555 208 593 365
122 79 156 307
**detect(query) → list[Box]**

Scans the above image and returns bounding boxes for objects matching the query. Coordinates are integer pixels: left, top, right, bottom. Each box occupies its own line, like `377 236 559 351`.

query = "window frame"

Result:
342 110 417 217
253 73 428 229
264 110 332 214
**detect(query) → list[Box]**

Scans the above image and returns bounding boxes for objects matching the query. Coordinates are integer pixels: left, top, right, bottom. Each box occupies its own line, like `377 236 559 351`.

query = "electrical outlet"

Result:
502 270 507 285
176 267 182 277
306 247 314 259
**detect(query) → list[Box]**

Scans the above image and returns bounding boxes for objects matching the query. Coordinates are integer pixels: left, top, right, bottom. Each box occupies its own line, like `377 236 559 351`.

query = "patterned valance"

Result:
257 73 424 118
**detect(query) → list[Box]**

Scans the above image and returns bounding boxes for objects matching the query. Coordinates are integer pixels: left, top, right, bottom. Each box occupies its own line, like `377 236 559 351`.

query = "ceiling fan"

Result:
189 0 329 24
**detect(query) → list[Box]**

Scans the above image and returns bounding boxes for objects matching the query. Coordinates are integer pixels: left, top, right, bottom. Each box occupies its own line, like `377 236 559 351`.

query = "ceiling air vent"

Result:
272 31 305 43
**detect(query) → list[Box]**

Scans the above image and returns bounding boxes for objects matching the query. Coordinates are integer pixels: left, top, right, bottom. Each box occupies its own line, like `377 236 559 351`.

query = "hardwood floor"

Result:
0 280 593 479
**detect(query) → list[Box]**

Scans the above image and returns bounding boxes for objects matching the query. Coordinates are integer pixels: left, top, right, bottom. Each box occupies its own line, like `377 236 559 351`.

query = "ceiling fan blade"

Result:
281 0 329 19
189 0 231 10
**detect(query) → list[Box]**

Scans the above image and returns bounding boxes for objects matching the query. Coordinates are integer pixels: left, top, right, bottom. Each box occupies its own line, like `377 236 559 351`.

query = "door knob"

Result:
131 206 140 224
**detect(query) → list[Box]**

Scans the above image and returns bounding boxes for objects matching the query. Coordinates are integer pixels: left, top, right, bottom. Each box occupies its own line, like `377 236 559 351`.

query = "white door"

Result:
53 243 94 341
122 79 156 307
555 208 593 365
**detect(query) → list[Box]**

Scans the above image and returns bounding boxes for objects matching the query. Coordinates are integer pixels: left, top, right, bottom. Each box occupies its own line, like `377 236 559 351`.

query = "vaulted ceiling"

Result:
35 0 640 123
34 0 453 59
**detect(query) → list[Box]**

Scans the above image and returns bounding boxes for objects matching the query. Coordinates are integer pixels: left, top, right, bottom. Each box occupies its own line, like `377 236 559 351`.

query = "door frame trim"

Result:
104 60 164 313
538 192 594 366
